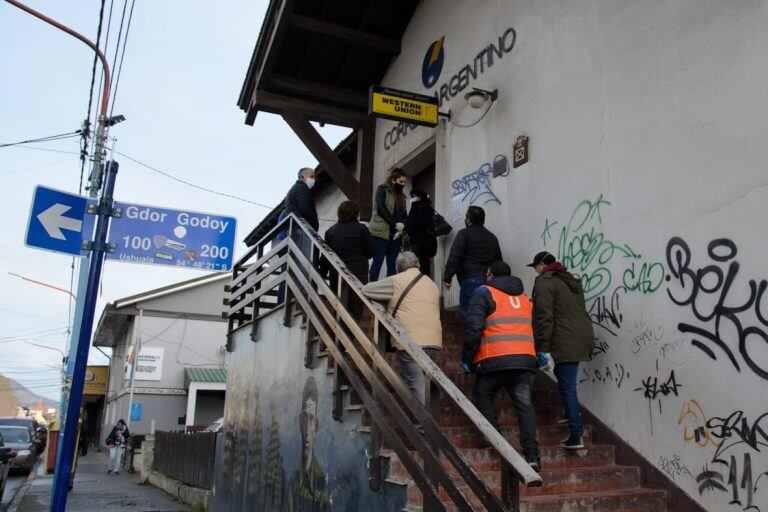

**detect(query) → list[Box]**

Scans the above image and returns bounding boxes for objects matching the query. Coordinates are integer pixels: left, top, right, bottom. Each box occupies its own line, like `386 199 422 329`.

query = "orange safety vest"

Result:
473 286 536 363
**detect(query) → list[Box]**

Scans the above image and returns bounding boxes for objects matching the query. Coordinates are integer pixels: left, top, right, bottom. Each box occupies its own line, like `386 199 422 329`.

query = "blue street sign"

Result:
130 402 143 421
106 201 237 271
25 185 96 257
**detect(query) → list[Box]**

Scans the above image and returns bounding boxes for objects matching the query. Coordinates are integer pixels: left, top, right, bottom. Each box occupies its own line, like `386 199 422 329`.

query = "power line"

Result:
4 145 81 155
80 0 108 195
107 0 129 114
114 150 277 210
0 131 82 148
109 0 136 116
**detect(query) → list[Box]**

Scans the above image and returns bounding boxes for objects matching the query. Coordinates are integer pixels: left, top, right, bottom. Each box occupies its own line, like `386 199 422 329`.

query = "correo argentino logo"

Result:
421 36 445 88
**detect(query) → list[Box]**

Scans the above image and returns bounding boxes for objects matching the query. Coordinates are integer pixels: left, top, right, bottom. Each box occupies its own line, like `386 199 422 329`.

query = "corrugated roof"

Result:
185 367 228 383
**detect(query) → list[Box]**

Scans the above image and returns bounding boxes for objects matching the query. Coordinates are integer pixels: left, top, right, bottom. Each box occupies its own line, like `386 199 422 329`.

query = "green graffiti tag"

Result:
545 195 665 301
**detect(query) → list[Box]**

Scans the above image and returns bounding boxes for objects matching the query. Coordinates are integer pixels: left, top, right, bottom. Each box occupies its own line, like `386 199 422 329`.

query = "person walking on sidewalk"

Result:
529 251 594 450
442 206 502 319
461 261 540 470
105 419 130 475
368 168 408 281
362 251 442 406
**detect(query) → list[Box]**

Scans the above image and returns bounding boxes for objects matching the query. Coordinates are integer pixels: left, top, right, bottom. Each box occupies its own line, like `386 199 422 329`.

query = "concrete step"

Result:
454 444 615 471
443 423 591 448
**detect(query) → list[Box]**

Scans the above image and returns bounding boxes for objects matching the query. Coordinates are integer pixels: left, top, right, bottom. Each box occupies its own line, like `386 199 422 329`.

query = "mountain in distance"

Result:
0 373 60 415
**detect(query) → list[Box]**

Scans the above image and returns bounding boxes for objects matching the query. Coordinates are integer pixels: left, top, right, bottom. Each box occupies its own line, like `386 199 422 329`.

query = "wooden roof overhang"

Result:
238 0 420 219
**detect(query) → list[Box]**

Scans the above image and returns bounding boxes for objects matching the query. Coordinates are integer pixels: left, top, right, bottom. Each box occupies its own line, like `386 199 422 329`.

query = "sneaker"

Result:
558 435 584 450
113 471 120 475
107 470 113 474
525 456 541 472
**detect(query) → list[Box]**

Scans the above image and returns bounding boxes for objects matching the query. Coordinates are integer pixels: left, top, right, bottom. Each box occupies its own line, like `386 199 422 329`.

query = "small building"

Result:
94 272 230 438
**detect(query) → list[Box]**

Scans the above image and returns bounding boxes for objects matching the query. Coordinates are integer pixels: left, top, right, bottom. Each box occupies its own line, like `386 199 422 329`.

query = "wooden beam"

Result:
290 14 400 55
270 74 369 108
245 0 295 115
356 123 375 221
282 111 359 200
256 90 369 128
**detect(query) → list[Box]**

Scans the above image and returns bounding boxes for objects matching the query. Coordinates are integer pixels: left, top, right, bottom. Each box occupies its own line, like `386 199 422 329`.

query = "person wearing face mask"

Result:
404 188 437 276
283 167 319 232
368 168 408 280
443 206 503 319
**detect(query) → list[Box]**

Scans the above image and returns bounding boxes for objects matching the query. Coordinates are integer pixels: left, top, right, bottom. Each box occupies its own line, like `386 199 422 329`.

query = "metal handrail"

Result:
226 213 542 510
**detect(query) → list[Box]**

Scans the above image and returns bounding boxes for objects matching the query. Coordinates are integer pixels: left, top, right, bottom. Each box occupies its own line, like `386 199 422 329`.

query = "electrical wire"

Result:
449 101 494 128
107 0 128 113
0 131 82 148
5 145 81 155
114 150 277 210
90 0 116 138
80 0 107 194
109 0 136 117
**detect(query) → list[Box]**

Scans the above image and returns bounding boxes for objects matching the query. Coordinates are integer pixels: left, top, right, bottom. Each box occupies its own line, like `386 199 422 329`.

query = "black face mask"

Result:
394 183 404 193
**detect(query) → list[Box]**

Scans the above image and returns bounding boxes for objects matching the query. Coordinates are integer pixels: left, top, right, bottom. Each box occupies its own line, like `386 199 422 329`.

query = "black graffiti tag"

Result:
666 237 768 381
707 411 768 459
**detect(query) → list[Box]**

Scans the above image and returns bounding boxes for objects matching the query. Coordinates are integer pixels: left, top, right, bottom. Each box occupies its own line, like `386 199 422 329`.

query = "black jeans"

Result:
473 370 539 458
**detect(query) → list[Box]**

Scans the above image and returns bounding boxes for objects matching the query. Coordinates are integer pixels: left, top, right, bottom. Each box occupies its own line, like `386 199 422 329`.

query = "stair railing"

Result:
225 213 542 511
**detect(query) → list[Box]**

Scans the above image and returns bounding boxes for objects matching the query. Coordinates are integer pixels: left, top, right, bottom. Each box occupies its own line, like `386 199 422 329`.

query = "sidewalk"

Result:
13 451 189 512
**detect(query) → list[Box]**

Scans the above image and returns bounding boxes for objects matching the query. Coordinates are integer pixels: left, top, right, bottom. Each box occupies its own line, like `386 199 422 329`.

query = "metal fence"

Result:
152 431 217 489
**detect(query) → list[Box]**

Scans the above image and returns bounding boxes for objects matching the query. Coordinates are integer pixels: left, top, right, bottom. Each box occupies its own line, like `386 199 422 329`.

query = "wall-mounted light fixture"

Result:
464 87 498 109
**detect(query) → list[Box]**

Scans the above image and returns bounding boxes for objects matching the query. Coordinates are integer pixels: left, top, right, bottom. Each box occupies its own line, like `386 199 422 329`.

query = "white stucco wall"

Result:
308 1 768 510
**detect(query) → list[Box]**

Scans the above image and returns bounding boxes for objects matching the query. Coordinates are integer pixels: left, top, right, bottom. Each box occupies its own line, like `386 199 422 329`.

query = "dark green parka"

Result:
532 263 594 362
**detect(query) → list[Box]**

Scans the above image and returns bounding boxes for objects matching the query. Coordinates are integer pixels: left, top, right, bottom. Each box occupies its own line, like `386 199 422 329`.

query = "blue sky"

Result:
0 1 348 400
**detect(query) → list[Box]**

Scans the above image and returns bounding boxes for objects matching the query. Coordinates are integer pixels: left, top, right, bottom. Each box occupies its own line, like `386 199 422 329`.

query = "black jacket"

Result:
105 425 130 446
462 276 536 373
405 200 437 257
443 224 502 283
323 220 377 279
284 180 319 231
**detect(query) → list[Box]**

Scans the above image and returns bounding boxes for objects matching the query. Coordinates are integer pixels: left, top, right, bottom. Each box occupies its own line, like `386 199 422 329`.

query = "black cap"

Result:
527 251 556 267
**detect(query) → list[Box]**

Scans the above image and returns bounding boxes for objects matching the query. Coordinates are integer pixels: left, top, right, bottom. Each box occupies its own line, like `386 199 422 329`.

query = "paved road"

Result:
1 474 28 511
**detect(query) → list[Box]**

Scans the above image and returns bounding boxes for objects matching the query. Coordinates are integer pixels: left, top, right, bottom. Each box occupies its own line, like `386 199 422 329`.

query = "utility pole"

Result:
3 2 122 510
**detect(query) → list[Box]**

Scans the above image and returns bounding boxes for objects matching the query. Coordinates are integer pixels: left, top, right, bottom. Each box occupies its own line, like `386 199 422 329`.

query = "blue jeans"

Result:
459 276 486 319
554 362 583 438
369 235 401 281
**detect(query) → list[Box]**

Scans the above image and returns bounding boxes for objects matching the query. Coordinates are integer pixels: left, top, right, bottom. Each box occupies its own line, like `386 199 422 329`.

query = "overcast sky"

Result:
0 1 348 401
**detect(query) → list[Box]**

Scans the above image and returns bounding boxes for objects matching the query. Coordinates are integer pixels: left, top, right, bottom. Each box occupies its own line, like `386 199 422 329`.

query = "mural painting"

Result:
211 317 407 512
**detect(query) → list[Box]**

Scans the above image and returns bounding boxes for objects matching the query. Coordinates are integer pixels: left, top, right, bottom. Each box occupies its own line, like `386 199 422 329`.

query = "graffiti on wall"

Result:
678 399 718 449
548 195 665 302
692 407 768 511
666 237 768 382
451 154 510 207
658 454 694 482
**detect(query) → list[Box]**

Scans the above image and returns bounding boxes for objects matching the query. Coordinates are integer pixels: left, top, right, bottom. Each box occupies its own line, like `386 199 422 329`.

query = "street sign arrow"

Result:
37 203 83 240
25 185 96 257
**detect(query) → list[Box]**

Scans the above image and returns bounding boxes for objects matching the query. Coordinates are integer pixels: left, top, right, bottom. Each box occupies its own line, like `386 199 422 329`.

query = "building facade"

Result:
94 273 230 438
231 1 768 511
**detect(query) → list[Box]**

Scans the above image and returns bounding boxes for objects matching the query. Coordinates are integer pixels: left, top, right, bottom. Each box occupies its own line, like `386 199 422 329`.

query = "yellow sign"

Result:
83 365 108 396
369 86 439 127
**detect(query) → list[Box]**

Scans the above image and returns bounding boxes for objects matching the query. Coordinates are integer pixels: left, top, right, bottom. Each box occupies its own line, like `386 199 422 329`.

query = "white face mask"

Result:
305 177 316 189
409 197 420 206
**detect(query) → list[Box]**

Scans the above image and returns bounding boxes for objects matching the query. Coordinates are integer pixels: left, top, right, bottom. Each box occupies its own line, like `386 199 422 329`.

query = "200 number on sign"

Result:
201 244 228 259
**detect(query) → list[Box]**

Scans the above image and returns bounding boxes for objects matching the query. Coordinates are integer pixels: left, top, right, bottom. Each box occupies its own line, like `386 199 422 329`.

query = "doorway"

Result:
400 141 437 278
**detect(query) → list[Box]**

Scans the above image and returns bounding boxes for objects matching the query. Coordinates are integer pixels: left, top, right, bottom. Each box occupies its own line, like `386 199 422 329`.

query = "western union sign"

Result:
369 86 439 127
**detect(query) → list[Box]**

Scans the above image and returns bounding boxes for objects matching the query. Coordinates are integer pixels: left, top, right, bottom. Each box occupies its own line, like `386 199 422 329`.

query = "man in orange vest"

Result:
461 261 540 470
